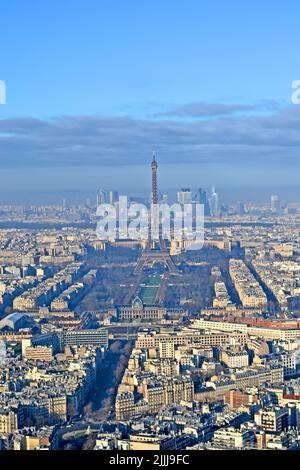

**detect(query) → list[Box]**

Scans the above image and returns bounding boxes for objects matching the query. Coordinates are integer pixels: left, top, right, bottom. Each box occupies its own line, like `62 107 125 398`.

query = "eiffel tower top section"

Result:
151 152 158 205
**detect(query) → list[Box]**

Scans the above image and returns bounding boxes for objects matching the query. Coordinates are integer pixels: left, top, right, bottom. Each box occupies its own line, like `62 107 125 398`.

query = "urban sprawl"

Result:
1 176 300 451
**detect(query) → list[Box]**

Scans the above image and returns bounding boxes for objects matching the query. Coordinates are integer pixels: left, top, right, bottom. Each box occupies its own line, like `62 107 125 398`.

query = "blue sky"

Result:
0 0 300 199
1 1 298 117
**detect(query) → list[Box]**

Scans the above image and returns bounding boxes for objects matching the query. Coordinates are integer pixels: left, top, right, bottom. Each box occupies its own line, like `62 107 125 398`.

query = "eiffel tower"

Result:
134 153 177 274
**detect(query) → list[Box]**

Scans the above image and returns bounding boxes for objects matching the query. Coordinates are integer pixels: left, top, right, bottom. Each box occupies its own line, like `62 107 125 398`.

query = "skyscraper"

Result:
97 190 109 206
197 188 210 216
97 190 119 206
108 190 119 205
209 187 219 216
271 194 280 213
237 201 246 216
177 188 192 205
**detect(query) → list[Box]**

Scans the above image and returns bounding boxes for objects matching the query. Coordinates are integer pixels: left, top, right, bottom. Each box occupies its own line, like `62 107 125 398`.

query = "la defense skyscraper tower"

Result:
134 153 177 274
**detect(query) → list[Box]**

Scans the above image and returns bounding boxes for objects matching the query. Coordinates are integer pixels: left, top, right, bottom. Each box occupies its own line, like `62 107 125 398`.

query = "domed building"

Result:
114 296 166 320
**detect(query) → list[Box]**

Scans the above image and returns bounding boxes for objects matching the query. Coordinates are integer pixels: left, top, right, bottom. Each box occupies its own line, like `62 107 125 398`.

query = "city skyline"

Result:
1 1 300 457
